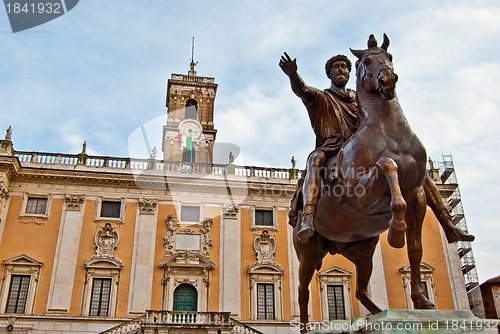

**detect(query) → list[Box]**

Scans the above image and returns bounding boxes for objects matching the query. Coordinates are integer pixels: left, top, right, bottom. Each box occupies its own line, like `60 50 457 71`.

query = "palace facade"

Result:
0 65 476 333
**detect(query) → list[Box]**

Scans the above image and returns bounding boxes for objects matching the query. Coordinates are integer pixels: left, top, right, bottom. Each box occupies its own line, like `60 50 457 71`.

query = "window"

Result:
257 283 275 320
185 99 198 120
421 281 429 300
327 285 346 320
181 205 200 223
255 209 273 227
89 278 112 316
0 255 42 315
318 267 352 320
82 258 122 317
182 148 196 163
5 275 30 314
100 201 121 219
25 197 48 215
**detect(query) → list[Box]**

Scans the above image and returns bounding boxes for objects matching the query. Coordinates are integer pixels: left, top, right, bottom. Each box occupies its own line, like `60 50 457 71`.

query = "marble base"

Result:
309 309 499 334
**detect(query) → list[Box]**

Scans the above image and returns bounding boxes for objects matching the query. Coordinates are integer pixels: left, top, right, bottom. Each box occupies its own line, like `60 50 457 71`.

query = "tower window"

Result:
185 99 198 120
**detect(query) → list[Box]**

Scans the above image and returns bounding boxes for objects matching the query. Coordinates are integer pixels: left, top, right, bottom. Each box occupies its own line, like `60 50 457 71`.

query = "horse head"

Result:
350 33 398 100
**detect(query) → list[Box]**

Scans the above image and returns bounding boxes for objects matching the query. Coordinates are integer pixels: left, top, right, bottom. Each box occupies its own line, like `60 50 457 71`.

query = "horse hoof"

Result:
388 229 405 248
415 298 435 309
445 226 475 243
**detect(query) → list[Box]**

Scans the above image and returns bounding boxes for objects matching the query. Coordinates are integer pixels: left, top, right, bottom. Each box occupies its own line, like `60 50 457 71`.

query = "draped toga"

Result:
303 87 359 154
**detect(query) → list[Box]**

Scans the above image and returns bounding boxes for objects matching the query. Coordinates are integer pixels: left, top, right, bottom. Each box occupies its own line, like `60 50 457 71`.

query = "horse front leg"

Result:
376 157 407 248
342 236 383 315
406 186 435 309
294 231 328 333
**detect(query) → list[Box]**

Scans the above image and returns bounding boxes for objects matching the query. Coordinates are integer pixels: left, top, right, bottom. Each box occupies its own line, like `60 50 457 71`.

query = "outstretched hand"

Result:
279 52 297 76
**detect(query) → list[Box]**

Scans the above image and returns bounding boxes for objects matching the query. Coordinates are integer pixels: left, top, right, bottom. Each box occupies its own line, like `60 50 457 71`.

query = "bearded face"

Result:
329 60 350 88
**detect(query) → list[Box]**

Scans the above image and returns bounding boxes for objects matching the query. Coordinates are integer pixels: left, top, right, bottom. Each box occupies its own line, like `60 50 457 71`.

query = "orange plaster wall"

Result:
151 203 177 310
206 207 220 312
69 199 137 317
274 209 291 320
239 208 252 320
380 208 454 309
114 201 137 316
421 209 454 309
0 195 63 315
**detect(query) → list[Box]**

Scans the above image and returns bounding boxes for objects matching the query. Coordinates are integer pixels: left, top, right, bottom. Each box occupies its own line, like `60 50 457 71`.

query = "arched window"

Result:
173 284 198 311
185 99 198 120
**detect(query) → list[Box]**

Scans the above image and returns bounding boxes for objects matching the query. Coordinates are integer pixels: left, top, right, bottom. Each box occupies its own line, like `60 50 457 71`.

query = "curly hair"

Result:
325 55 352 79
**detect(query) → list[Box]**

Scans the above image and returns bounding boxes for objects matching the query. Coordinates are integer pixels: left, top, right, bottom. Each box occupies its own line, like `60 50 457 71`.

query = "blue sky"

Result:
1 0 499 283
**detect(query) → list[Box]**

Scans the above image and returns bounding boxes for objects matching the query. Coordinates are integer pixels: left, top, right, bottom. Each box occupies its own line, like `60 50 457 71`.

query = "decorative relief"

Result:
139 198 157 215
0 183 9 199
164 214 177 256
222 204 239 219
253 230 276 264
19 216 47 225
93 223 119 259
248 230 284 273
65 195 84 211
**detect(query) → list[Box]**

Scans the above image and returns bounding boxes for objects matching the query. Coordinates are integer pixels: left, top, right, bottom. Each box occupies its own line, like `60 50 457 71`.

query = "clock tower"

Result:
162 60 218 164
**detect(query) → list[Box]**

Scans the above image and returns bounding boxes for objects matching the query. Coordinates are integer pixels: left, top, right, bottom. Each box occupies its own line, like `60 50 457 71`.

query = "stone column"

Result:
219 204 241 317
128 198 158 315
46 195 85 314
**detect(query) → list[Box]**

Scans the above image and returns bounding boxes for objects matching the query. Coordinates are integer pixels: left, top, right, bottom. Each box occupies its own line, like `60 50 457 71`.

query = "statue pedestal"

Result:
309 310 499 334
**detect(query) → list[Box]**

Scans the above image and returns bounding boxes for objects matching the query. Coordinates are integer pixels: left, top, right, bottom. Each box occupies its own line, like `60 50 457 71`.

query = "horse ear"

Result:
367 34 378 48
350 47 364 59
381 33 390 50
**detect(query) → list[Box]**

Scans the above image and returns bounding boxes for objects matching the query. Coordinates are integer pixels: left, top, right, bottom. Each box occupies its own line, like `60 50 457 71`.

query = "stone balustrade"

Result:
13 151 300 180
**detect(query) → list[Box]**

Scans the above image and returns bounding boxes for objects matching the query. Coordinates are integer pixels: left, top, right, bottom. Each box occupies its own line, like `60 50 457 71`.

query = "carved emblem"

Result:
95 223 119 258
65 195 84 211
139 198 157 215
253 230 276 263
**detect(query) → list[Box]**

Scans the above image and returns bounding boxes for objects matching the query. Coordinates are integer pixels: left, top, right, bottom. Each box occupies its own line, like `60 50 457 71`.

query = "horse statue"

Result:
293 33 435 331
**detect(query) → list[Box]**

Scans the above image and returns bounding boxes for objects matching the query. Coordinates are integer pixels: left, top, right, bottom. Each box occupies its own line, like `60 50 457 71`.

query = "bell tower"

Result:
162 46 218 164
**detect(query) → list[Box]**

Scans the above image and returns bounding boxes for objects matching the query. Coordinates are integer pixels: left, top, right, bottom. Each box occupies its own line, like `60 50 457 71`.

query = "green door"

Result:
173 284 198 311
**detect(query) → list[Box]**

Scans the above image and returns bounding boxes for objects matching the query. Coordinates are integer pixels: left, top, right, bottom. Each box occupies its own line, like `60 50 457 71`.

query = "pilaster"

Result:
46 195 85 314
128 198 158 315
219 204 241 317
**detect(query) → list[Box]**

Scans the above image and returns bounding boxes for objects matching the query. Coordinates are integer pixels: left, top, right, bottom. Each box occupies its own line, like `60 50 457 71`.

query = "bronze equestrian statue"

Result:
280 34 474 331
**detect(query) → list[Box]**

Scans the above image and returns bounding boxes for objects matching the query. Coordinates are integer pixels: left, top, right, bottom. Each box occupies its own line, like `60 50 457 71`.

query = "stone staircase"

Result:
99 311 263 334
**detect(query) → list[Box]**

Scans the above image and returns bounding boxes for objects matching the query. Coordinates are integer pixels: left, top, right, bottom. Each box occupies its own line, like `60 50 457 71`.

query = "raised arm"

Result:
279 52 315 101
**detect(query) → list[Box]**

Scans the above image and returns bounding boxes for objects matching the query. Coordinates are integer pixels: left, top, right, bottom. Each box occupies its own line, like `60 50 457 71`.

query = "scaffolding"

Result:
436 154 481 309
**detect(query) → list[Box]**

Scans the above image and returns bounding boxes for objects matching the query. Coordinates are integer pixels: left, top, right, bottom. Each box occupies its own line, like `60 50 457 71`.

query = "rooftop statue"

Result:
280 33 474 331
